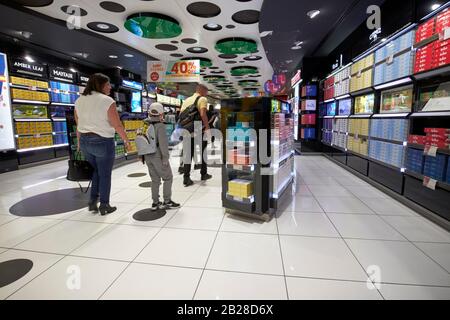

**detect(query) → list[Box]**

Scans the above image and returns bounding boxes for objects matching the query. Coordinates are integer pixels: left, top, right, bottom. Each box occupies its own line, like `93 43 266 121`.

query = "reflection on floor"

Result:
0 155 449 300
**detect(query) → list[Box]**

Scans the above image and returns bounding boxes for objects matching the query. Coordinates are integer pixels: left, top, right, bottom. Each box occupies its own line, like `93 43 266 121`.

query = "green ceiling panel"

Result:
125 13 182 39
231 66 258 76
215 38 257 55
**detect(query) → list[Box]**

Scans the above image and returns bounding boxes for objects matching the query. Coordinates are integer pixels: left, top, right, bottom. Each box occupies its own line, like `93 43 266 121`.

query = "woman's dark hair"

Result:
82 73 111 96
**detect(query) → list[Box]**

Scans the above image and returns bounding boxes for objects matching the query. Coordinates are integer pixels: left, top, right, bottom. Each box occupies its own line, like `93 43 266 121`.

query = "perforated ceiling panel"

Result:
18 0 273 97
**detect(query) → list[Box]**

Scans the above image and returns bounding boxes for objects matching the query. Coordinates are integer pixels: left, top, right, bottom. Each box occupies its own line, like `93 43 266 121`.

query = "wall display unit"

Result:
7 59 78 164
220 98 294 221
318 5 450 222
299 83 318 142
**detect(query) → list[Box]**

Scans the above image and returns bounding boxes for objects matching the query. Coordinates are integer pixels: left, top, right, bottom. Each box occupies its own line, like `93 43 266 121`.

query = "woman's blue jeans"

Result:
79 134 115 205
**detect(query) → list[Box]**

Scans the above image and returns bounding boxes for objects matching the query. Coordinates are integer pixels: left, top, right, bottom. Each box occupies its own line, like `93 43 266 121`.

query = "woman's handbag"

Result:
67 152 93 193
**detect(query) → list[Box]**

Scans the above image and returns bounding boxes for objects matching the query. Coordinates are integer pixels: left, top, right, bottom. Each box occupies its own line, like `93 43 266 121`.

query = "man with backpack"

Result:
178 84 212 187
136 103 180 211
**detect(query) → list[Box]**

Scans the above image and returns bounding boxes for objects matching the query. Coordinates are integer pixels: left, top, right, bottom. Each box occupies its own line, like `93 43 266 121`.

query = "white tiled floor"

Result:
0 155 449 300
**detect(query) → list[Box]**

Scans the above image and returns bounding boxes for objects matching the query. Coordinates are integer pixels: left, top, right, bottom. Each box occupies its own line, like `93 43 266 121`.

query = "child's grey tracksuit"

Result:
144 119 173 204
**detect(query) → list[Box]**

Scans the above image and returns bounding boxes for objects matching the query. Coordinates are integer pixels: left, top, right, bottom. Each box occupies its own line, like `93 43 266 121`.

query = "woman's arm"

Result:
107 103 130 150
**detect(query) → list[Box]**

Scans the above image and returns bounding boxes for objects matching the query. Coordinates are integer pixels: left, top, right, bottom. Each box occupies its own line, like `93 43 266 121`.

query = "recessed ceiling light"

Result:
431 3 441 11
109 55 118 58
291 46 302 50
124 54 134 58
192 47 203 52
24 56 35 63
70 68 77 73
116 66 122 69
381 38 387 42
97 23 110 30
260 31 273 37
20 31 32 39
307 10 321 19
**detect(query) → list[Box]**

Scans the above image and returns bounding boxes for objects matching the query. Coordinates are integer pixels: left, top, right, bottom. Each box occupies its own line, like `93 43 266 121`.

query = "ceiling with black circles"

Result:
14 0 273 98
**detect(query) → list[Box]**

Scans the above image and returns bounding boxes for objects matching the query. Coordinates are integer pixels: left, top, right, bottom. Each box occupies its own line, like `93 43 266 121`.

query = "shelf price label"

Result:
424 145 438 157
423 176 437 190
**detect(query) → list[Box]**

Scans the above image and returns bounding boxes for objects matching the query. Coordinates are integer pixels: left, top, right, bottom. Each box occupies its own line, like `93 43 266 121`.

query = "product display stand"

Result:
220 97 294 221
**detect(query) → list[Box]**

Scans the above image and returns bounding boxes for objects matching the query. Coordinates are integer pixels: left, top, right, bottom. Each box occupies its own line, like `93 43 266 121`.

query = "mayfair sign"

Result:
49 66 76 83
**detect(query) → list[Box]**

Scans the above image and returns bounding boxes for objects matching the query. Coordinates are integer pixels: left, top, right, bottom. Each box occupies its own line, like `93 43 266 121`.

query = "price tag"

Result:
354 133 359 140
423 176 437 190
357 70 362 78
444 27 450 40
386 54 394 65
424 145 438 157
36 134 41 138
235 165 243 170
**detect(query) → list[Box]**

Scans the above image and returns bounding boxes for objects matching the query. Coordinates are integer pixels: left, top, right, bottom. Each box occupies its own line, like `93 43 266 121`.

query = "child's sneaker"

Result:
151 202 162 211
163 200 180 209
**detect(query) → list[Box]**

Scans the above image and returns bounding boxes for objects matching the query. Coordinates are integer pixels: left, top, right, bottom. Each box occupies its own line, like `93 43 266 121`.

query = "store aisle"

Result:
0 155 449 300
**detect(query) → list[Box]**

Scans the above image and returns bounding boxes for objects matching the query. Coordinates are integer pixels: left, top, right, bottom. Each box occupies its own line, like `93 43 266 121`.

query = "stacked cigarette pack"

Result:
350 54 374 93
406 148 424 174
374 30 415 86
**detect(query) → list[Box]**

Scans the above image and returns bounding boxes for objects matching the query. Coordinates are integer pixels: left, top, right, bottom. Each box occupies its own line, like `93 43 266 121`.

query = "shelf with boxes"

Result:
374 28 415 87
299 84 318 141
414 7 450 75
350 53 374 93
220 98 293 219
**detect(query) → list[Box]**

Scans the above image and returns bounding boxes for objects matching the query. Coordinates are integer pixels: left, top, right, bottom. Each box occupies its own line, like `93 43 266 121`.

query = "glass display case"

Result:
417 81 450 112
354 93 375 114
380 86 413 113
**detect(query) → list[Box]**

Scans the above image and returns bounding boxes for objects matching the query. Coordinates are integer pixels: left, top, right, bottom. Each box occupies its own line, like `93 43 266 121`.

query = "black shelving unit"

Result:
220 98 294 221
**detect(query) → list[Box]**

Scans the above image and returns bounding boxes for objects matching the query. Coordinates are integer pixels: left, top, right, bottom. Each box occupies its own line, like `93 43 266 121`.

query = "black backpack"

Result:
177 96 201 133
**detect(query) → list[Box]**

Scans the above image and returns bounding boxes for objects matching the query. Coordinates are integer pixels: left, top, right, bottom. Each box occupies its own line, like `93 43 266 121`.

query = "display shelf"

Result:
14 118 51 122
413 33 439 49
413 65 450 80
52 118 67 121
410 111 450 117
17 143 68 152
348 133 370 139
12 99 49 105
9 84 49 92
226 164 255 172
15 133 52 137
324 116 335 119
369 136 407 145
226 194 255 204
349 114 373 118
50 102 75 107
407 143 450 155
335 115 350 119
372 113 410 118
350 87 374 97
373 77 413 91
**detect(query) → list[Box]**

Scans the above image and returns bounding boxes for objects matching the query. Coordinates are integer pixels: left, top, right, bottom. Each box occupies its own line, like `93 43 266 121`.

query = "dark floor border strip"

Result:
323 154 450 232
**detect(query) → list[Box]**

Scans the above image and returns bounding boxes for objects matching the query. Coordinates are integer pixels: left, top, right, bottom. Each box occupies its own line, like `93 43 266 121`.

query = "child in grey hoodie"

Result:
143 103 180 211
